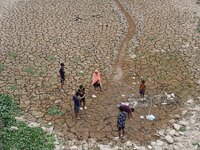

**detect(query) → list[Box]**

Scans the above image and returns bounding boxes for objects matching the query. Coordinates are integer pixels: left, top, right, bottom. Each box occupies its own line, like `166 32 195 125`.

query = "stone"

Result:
125 141 133 147
169 129 176 136
165 135 174 144
197 79 200 85
158 130 165 137
179 121 188 126
55 99 62 105
186 99 194 104
156 140 164 146
173 145 180 150
173 123 181 131
174 114 180 119
70 145 78 150
32 111 44 118
28 122 40 128
169 119 176 124
10 126 19 131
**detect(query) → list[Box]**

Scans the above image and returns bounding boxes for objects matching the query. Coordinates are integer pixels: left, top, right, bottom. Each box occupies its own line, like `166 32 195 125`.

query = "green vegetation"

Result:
48 107 64 116
47 55 56 62
0 94 55 150
24 66 34 75
148 35 157 41
178 127 186 132
0 63 5 72
78 70 84 77
37 70 47 77
9 52 18 60
7 84 17 91
192 141 200 147
197 20 200 33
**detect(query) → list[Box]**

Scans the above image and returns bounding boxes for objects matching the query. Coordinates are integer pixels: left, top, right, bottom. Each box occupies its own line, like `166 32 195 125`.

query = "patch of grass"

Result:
24 66 34 75
148 35 157 41
197 21 200 33
78 70 84 77
0 94 55 150
37 70 47 77
3 121 55 150
0 63 5 72
47 55 56 62
7 84 17 91
179 127 186 132
48 107 64 116
9 52 18 60
192 141 200 147
44 122 53 128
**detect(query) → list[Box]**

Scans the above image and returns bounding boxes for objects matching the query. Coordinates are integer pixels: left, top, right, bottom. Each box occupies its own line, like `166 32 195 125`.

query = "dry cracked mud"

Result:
0 0 200 148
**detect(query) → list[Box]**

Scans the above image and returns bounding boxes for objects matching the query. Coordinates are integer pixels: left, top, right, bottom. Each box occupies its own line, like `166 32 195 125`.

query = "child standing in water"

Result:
139 80 146 98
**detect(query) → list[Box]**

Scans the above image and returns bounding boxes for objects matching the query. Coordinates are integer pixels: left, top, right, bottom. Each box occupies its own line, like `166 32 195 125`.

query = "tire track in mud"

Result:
112 0 136 81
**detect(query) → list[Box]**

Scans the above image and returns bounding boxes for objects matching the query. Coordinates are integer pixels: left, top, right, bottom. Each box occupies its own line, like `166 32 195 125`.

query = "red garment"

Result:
92 72 101 85
139 83 146 91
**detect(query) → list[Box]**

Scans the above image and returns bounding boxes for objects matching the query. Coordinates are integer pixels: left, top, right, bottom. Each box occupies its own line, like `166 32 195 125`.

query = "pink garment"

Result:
92 72 101 85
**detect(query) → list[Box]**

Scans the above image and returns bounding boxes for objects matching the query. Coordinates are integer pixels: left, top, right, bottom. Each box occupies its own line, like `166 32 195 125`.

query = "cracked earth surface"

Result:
0 0 200 148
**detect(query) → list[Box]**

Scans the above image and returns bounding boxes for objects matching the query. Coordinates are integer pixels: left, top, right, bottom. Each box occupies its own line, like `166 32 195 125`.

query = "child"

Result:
139 80 146 98
59 63 65 92
117 107 127 139
78 84 87 110
92 70 102 91
73 91 80 119
117 104 134 119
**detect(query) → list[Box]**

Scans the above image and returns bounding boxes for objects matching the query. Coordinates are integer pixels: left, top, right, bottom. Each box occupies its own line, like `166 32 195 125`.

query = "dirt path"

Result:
112 0 136 81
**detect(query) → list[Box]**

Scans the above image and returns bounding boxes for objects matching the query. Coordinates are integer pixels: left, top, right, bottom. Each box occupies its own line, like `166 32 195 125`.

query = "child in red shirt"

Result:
139 80 146 98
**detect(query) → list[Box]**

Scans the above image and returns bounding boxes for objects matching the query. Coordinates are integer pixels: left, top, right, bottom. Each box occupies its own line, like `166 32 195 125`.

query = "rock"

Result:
197 79 200 85
158 130 165 137
99 144 111 150
169 129 176 136
165 135 174 144
178 131 185 135
125 141 133 147
156 140 164 146
15 116 25 122
32 111 44 118
173 123 181 131
112 146 119 150
28 122 40 128
169 119 176 124
10 126 18 130
151 141 156 145
182 110 187 115
174 114 180 119
174 132 180 136
171 93 175 97
55 99 62 105
179 121 188 126
173 145 180 150
186 99 194 104
82 143 88 149
70 145 78 150
138 147 146 150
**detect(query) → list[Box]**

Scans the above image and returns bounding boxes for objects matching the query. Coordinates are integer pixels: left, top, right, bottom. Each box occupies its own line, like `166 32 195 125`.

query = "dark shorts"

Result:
60 78 65 84
93 82 101 88
139 90 145 95
74 106 79 113
118 126 125 131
